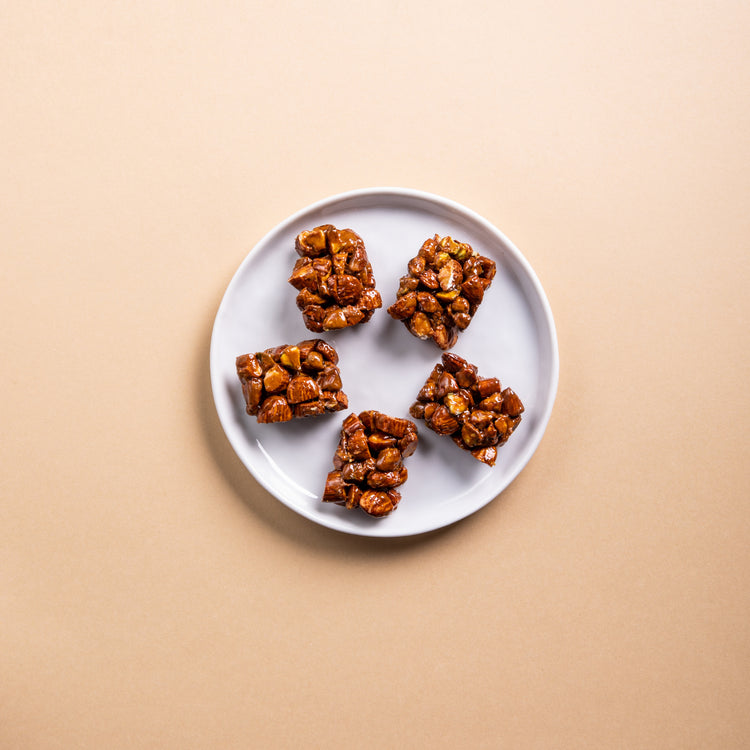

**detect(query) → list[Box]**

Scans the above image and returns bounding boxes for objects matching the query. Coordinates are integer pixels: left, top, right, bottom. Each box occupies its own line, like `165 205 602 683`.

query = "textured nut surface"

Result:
322 411 419 517
409 352 523 465
257 395 292 424
236 339 347 423
387 235 496 349
289 225 382 332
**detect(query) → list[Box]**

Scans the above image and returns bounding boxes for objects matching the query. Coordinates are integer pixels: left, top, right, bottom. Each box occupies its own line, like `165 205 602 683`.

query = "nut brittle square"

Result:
387 235 495 349
289 225 382 332
322 411 419 516
236 339 347 423
409 353 523 466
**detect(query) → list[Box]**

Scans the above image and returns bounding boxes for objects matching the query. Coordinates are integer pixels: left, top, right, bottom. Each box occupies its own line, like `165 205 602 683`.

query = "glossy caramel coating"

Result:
289 225 382 332
322 411 418 517
409 352 523 465
387 235 495 349
236 339 347 423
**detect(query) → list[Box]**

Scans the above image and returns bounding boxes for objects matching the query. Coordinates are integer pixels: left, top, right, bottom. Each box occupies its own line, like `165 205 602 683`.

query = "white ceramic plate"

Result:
210 188 558 537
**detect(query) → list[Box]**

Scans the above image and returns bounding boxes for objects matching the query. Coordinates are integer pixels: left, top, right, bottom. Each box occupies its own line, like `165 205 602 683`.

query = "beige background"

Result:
2 1 749 748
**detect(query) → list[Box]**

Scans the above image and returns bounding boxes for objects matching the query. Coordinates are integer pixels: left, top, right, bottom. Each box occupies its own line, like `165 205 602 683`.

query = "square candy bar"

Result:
322 410 418 517
409 353 523 466
236 339 347 423
289 225 382 332
387 235 495 349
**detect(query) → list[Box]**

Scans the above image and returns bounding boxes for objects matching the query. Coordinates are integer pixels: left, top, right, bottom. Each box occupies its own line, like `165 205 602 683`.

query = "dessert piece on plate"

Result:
409 352 523 466
289 225 382 332
236 339 347 423
387 235 495 349
322 411 419 517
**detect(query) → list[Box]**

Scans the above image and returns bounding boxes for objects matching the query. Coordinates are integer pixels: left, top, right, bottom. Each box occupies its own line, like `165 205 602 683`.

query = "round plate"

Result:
210 188 558 537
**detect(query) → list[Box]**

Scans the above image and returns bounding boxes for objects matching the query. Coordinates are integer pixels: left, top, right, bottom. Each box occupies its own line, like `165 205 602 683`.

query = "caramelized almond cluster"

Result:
288 225 382 332
236 339 347 423
409 353 523 466
387 235 496 349
322 411 419 517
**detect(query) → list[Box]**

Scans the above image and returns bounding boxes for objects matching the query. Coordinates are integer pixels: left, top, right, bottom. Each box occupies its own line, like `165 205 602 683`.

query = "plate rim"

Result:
209 186 559 537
